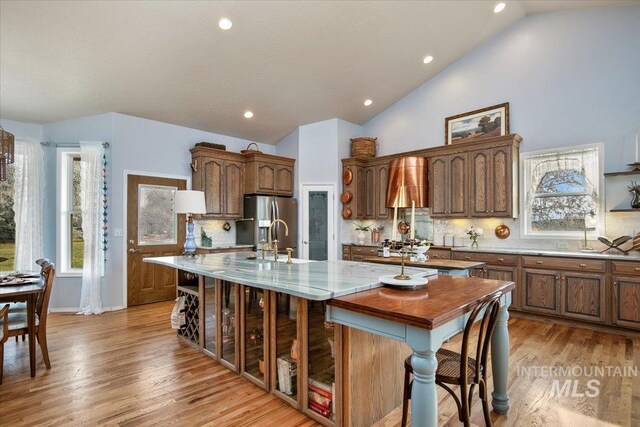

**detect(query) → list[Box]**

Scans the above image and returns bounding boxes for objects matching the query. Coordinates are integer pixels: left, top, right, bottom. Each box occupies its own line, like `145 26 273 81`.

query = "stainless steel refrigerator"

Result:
236 196 298 257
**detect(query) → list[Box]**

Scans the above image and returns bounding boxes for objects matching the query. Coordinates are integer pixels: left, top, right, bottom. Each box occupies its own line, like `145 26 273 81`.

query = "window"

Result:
0 165 15 271
521 144 604 238
57 149 84 275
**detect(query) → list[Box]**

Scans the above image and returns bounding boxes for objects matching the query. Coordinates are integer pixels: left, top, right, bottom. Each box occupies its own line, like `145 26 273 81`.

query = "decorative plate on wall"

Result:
342 207 352 219
343 168 353 185
340 191 353 204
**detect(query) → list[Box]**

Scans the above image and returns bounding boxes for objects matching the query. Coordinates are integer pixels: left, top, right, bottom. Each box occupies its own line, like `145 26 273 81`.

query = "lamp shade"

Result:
174 190 206 214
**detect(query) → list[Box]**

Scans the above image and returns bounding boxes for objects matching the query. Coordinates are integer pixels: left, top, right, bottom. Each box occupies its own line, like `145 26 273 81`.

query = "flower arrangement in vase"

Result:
413 240 432 261
466 226 484 248
352 222 372 245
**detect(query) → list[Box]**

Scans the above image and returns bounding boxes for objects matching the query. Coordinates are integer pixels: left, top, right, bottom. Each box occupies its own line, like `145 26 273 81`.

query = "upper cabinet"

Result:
430 134 521 219
244 152 295 197
191 148 245 219
191 147 296 219
342 159 390 220
341 134 521 220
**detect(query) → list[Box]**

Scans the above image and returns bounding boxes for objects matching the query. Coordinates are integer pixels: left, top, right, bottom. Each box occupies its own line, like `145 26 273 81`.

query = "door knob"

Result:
129 239 135 244
128 248 139 253
303 241 308 244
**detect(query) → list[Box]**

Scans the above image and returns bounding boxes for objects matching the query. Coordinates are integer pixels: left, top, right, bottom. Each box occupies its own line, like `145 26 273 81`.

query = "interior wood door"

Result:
127 174 186 306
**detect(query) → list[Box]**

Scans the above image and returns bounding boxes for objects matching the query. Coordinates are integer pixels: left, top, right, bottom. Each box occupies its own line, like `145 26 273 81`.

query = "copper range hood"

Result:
386 156 428 208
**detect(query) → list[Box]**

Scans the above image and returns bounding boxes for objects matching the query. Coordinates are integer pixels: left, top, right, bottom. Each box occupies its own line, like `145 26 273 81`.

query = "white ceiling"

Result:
1 1 636 143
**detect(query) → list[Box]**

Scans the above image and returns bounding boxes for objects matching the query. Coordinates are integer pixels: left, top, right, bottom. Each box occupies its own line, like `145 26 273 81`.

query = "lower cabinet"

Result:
241 285 269 388
612 275 640 330
560 271 605 323
220 281 240 371
521 268 561 315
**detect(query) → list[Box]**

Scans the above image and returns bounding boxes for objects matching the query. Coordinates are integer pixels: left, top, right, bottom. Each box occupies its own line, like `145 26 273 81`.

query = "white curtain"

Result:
12 139 45 272
78 141 104 315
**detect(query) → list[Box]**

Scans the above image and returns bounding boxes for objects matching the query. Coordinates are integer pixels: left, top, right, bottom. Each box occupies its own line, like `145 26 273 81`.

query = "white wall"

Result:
347 6 640 251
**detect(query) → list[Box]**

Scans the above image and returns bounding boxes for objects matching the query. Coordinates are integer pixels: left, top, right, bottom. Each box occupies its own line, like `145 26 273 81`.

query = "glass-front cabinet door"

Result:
220 281 239 371
202 277 217 357
271 292 300 406
305 301 339 424
241 285 269 389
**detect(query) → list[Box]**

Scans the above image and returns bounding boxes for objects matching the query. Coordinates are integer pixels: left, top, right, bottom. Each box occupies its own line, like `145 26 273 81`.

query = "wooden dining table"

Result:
0 278 44 377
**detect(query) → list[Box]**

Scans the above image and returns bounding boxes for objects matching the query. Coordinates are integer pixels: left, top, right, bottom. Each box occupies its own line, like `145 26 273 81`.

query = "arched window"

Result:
523 145 602 237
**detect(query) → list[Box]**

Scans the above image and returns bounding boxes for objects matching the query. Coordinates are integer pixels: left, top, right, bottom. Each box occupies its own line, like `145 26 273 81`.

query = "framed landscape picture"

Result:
445 102 509 145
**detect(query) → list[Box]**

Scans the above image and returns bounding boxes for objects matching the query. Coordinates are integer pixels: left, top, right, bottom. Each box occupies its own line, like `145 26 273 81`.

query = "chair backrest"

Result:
35 258 49 267
459 291 503 385
36 262 55 325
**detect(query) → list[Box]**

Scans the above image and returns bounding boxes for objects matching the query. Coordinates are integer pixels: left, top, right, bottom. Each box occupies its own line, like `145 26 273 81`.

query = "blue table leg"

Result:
491 297 510 414
406 327 443 427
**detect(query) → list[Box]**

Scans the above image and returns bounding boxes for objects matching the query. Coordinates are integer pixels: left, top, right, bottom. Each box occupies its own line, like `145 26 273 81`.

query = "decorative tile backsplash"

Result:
341 210 639 254
193 219 237 246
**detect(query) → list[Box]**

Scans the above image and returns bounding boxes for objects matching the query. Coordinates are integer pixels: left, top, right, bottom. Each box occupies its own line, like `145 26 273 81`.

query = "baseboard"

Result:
49 305 125 313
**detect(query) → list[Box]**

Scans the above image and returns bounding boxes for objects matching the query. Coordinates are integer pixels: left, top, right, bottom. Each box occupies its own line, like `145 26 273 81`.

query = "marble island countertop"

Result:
145 252 438 301
196 244 254 250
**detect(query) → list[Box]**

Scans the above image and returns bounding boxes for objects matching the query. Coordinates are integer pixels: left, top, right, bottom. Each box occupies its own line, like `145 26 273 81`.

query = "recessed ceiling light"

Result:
244 111 254 119
364 99 373 106
218 17 233 30
493 2 506 13
423 55 434 64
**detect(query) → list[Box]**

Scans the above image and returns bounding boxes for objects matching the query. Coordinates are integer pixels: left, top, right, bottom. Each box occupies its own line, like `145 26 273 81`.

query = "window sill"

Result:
57 271 83 278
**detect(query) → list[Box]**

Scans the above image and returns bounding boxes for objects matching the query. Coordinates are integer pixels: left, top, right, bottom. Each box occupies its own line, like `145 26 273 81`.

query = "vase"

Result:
631 189 640 209
357 230 367 245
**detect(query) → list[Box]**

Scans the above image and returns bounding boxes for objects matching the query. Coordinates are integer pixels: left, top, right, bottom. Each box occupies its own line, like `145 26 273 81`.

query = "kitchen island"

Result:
145 253 514 427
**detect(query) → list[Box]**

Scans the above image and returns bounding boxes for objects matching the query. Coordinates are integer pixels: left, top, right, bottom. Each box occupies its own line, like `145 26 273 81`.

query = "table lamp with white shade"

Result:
174 190 207 256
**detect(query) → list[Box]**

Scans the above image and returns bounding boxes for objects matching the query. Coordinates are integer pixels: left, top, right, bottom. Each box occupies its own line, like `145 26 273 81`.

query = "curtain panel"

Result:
12 139 45 272
78 141 105 315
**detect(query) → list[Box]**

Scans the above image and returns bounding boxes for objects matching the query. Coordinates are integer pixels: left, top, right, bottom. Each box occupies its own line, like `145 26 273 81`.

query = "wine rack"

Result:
177 286 200 346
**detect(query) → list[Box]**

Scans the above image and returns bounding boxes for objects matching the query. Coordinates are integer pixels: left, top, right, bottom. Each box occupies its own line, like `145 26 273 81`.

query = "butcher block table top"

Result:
329 275 515 330
362 256 485 270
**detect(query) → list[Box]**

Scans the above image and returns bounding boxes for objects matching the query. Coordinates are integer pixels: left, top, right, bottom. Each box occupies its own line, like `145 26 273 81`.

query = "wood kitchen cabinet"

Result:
521 268 561 315
364 167 375 219
560 271 606 323
470 146 515 217
341 159 390 220
191 147 245 218
611 261 640 330
241 285 269 389
374 163 390 219
244 152 295 196
429 153 468 218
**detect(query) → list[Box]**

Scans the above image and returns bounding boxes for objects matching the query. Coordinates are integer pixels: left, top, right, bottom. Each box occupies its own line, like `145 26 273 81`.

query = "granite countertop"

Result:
450 246 640 260
144 252 438 301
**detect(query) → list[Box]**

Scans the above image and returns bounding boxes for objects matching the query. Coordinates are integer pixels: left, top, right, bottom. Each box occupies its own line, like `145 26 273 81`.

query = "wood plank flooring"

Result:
0 302 638 426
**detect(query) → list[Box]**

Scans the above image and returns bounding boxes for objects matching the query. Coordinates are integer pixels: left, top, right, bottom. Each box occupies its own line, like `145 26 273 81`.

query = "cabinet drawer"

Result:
611 261 640 276
342 245 352 255
521 256 605 273
352 246 378 256
453 251 517 266
427 249 451 260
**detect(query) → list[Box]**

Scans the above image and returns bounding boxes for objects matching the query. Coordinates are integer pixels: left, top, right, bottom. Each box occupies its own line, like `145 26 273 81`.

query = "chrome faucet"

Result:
268 219 289 261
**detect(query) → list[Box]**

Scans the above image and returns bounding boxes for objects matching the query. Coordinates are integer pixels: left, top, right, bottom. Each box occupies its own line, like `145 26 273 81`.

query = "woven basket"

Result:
350 137 377 159
241 142 262 155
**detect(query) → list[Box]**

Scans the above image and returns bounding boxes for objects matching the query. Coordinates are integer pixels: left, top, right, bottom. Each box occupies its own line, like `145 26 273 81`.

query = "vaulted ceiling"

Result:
1 1 636 143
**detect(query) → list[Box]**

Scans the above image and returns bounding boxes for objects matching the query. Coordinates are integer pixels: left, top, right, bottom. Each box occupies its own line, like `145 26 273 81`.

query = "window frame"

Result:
520 143 605 240
56 149 83 277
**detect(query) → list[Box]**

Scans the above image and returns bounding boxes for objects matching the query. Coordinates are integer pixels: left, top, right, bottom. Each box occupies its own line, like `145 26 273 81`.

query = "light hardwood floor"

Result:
0 302 638 426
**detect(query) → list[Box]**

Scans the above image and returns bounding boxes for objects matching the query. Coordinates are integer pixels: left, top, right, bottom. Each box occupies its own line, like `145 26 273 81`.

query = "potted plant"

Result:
352 222 372 245
413 240 432 261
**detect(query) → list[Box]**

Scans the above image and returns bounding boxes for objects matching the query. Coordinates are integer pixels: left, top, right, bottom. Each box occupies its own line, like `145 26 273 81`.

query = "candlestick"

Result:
392 205 398 242
410 200 415 241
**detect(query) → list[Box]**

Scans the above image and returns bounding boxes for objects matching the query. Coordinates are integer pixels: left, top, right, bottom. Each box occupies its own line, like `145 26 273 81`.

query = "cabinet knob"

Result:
536 261 544 264
635 267 640 271
578 263 587 268
497 258 505 262
555 275 559 280
465 256 471 260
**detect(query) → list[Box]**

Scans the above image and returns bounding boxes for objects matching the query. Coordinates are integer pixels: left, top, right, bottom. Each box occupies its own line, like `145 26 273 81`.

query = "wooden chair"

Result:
7 261 55 370
10 258 50 342
401 292 503 427
0 304 9 384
